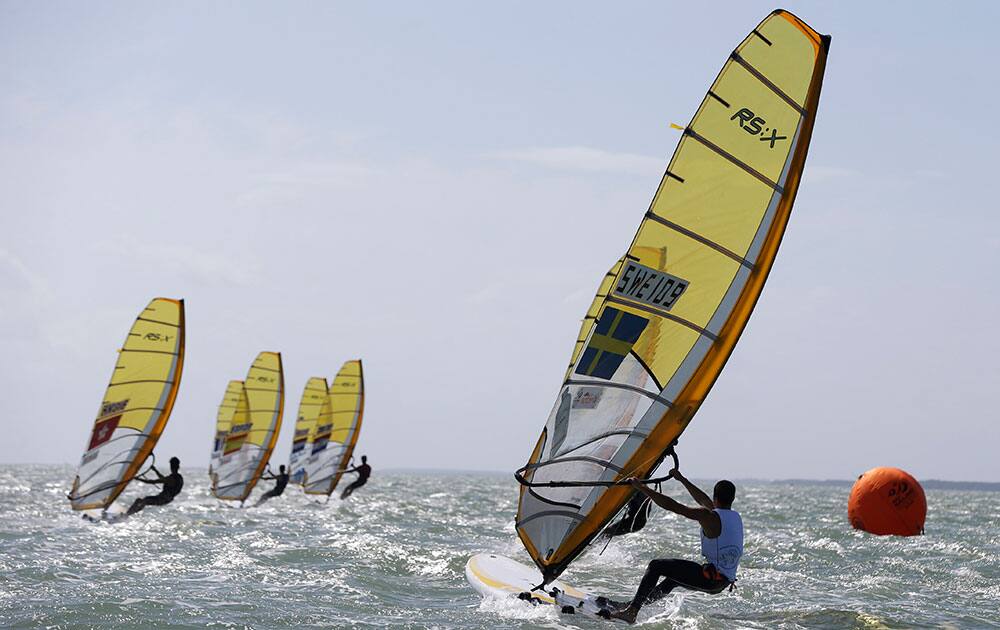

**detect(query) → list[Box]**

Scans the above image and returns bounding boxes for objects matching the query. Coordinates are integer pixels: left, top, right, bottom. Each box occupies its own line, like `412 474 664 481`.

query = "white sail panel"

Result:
210 380 244 477
289 377 328 484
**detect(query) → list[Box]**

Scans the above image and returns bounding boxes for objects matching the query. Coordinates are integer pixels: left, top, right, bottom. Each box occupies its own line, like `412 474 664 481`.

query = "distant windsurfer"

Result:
126 456 184 516
254 464 289 507
340 455 370 500
607 469 743 624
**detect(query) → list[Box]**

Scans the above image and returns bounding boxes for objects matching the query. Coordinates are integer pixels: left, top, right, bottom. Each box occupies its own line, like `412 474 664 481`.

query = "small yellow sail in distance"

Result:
69 298 185 511
289 377 328 484
212 352 284 502
303 360 365 496
516 9 830 583
210 380 243 476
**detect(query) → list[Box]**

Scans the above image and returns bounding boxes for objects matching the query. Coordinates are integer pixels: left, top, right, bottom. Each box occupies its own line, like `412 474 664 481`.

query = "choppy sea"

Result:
1 465 998 629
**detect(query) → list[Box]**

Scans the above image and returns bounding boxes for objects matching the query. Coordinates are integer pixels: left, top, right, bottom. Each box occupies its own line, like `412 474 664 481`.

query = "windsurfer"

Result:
126 456 184 515
254 463 289 506
608 470 743 623
340 455 370 500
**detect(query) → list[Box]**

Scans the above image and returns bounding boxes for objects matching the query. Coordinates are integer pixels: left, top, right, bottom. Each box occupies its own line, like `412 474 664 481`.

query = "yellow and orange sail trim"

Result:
210 380 244 477
515 10 830 582
303 360 364 496
288 377 329 484
212 352 284 502
68 298 185 511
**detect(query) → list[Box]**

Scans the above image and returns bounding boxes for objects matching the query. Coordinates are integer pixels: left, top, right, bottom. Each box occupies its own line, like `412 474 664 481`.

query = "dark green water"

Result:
1 465 997 628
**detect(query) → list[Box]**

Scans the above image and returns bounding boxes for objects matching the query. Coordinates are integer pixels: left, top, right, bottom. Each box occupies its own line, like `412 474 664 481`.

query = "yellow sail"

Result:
212 352 284 502
210 380 243 476
69 298 185 511
516 10 830 581
303 360 364 496
289 377 328 484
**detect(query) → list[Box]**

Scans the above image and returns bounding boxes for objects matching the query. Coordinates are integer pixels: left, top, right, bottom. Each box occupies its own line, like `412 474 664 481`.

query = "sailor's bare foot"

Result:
608 605 638 624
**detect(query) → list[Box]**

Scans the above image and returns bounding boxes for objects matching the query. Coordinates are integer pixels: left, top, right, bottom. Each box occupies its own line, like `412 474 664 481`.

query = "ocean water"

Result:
1 465 998 629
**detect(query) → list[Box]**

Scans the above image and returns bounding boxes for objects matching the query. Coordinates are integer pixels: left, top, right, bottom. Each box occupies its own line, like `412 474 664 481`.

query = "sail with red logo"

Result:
68 298 186 512
212 352 285 503
513 10 830 583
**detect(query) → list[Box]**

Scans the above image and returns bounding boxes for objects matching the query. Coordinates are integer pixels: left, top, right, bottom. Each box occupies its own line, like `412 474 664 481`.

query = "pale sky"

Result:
2 1 998 482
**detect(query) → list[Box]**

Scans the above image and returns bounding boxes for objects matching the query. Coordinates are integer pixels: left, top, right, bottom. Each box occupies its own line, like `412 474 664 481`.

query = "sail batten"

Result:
516 10 829 581
68 298 185 511
303 360 364 496
211 352 284 502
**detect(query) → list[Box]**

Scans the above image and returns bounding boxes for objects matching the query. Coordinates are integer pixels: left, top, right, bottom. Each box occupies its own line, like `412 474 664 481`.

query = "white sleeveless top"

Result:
700 508 743 582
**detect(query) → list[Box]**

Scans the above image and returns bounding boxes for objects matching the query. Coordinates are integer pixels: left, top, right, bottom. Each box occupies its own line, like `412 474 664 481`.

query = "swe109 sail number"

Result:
614 261 689 311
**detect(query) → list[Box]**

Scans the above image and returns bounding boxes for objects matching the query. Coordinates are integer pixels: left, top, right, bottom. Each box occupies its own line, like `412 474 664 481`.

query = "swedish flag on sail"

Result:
575 307 648 379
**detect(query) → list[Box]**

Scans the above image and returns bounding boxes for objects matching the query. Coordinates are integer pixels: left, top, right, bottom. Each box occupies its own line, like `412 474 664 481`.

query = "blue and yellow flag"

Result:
575 307 648 379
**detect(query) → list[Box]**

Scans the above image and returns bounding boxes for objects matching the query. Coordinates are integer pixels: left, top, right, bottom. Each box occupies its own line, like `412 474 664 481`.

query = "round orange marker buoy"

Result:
848 467 926 536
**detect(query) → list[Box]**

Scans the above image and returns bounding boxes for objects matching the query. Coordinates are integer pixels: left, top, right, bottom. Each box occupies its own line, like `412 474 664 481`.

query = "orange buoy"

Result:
848 467 926 536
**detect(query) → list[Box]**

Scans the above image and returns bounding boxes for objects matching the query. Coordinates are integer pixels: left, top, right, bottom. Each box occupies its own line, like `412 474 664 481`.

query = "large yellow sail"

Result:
69 298 185 511
210 380 243 476
303 360 364 496
516 10 830 581
289 377 328 484
212 352 284 502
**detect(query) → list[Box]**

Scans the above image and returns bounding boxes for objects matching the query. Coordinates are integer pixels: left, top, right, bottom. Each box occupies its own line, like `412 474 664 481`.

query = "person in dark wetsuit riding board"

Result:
254 464 289 507
340 455 370 500
127 456 184 515
608 468 743 624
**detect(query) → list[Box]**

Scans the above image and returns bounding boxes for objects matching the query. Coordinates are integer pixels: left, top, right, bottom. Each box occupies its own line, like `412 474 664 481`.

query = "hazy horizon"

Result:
3 1 998 482
8 462 1000 488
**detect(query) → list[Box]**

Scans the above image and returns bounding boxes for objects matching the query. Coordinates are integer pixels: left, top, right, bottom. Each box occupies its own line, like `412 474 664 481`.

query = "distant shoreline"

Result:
11 463 1000 491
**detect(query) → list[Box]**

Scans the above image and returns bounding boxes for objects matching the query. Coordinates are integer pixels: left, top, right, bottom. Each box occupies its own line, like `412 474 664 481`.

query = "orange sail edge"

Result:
520 12 831 582
326 359 366 497
242 351 285 503
71 298 186 512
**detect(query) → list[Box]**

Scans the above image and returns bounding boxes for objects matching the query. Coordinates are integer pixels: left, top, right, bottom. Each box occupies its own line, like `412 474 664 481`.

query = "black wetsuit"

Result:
257 472 289 503
340 463 371 499
128 472 183 515
631 559 730 605
600 560 729 612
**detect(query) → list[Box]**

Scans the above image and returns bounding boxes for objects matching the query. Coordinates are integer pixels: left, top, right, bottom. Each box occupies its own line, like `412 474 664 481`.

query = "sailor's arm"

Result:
138 465 165 484
629 479 719 534
672 470 714 510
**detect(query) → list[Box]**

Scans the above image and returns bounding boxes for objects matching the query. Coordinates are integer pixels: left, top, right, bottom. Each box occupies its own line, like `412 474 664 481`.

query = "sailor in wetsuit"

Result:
340 455 371 500
127 456 184 516
608 468 743 624
254 464 290 507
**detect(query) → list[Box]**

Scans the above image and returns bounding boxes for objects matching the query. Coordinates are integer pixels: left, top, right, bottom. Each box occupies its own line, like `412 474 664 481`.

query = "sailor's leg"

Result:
647 560 727 599
340 480 362 500
632 559 678 605
639 562 701 604
610 559 693 623
255 489 278 507
127 497 148 515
